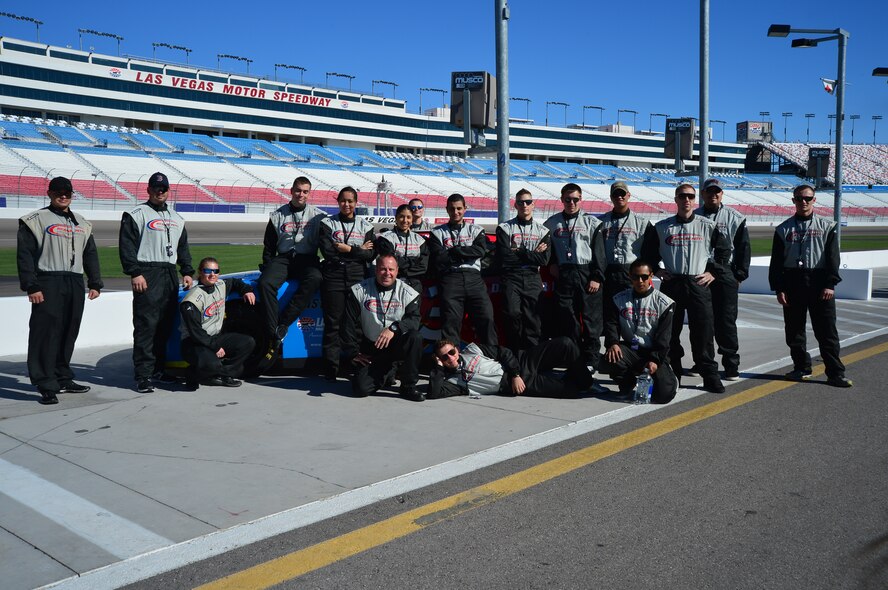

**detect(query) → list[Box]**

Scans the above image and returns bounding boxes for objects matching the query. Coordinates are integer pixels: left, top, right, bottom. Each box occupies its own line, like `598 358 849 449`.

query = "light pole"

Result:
584 106 604 128
0 12 43 42
153 42 192 64
804 113 815 143
781 112 793 141
545 101 568 127
217 53 253 74
275 63 306 84
710 119 726 141
768 23 849 244
419 87 446 115
828 114 836 143
372 80 399 98
511 97 531 121
650 112 670 134
326 72 355 92
874 116 883 145
617 109 637 133
759 111 771 141
78 28 124 56
849 114 860 143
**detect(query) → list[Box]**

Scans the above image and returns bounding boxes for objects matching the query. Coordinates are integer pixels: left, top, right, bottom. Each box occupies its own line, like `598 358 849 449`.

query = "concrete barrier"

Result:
3 251 886 357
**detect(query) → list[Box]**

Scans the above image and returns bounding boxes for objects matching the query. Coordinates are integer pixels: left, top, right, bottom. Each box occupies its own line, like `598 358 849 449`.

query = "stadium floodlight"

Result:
0 12 43 42
781 112 793 141
419 87 446 114
326 72 355 92
710 119 726 141
275 63 306 84
152 42 192 64
510 97 531 122
583 106 605 128
804 113 816 143
874 116 883 145
767 23 850 244
372 80 399 98
874 67 888 76
78 28 124 56
767 24 791 37
545 101 569 127
617 109 638 133
217 53 253 74
649 112 669 134
849 114 860 144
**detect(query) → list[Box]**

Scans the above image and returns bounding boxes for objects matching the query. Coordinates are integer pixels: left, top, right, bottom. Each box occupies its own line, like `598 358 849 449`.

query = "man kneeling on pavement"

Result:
428 336 594 399
600 259 678 403
342 254 424 401
179 257 256 389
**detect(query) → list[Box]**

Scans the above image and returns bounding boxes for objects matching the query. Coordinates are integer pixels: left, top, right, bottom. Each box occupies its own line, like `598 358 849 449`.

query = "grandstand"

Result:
0 35 886 222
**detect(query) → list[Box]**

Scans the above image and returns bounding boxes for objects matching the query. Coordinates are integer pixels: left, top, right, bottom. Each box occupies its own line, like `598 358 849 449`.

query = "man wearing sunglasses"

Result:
694 178 751 381
641 183 730 394
495 189 550 351
428 336 593 399
120 172 194 394
408 198 432 231
544 183 607 370
768 184 851 387
599 181 658 312
601 259 678 403
179 257 256 390
341 254 424 401
18 177 103 405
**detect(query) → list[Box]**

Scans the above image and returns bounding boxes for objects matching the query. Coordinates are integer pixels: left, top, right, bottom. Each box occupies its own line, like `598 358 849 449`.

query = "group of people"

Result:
17 172 852 406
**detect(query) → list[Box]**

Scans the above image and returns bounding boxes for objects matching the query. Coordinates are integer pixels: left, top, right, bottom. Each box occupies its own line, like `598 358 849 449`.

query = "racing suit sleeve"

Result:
83 234 104 292
16 220 40 293
118 212 144 278
732 220 752 282
768 231 785 293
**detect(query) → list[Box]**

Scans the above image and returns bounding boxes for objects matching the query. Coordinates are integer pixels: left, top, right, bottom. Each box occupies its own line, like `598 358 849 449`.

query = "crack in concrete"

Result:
0 522 80 576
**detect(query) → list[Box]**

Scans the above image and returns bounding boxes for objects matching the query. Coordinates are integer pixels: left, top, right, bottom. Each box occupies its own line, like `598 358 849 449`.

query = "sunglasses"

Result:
201 268 221 275
516 200 533 206
410 205 424 210
676 193 696 200
51 190 73 198
151 187 169 194
436 348 458 361
562 197 580 204
630 273 651 281
793 196 814 203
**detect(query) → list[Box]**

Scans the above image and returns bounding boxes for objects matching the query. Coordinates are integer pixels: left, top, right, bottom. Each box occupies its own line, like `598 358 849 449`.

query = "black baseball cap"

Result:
148 172 170 189
48 176 73 193
702 178 723 192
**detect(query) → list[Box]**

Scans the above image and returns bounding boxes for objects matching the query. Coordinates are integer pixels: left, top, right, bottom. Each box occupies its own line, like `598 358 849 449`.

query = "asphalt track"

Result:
129 336 888 590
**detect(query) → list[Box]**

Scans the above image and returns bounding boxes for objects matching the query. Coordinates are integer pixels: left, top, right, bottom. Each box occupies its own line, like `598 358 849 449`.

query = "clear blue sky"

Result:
1 0 885 143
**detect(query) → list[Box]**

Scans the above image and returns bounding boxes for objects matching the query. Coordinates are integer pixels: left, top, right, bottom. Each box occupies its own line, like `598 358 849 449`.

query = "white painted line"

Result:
40 326 888 590
0 459 171 560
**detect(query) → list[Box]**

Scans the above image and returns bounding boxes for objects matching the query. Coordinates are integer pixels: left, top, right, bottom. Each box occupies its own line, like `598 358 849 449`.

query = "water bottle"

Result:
633 369 653 405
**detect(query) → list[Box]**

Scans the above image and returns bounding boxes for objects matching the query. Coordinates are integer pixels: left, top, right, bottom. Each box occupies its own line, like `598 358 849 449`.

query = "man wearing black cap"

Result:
695 178 751 380
119 172 194 393
768 184 851 387
18 177 103 405
599 181 657 310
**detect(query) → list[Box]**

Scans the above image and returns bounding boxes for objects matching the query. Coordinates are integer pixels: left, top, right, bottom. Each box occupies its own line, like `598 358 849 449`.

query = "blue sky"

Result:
1 0 885 143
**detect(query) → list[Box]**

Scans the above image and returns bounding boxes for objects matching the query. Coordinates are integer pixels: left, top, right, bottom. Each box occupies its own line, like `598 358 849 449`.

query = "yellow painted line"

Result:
197 340 888 590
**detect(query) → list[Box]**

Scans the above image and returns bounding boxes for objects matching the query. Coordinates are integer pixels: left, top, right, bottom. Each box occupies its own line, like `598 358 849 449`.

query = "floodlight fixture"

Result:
0 12 43 42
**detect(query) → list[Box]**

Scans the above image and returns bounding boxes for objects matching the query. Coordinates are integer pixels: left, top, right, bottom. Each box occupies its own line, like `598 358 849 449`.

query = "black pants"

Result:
553 265 602 368
439 270 497 346
351 330 422 396
660 276 717 380
603 265 632 304
599 344 678 404
516 336 593 397
132 265 179 380
27 274 85 391
710 277 740 374
501 269 543 351
258 254 322 337
321 261 366 372
783 287 845 378
182 332 255 382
